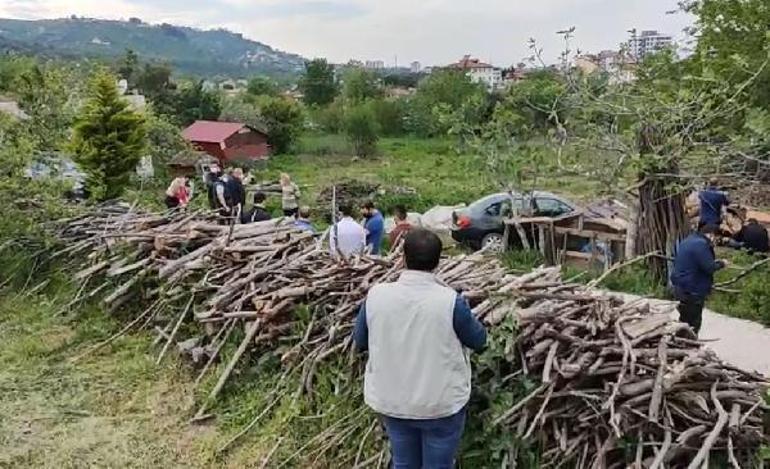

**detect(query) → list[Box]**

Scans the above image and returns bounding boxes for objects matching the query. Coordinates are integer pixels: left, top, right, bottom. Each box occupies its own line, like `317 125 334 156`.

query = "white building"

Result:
365 60 385 70
410 61 421 73
449 55 502 91
628 30 673 59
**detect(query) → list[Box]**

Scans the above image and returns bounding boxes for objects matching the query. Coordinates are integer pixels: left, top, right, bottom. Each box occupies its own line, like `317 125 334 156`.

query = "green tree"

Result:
406 70 487 137
15 64 75 150
175 81 221 126
257 96 304 154
342 68 382 103
682 0 770 108
117 49 139 86
497 70 567 138
299 58 338 106
70 70 146 200
344 103 379 157
246 76 278 97
135 62 177 116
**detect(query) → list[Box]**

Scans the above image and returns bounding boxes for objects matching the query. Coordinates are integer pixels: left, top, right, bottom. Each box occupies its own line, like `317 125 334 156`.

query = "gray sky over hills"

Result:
0 0 694 66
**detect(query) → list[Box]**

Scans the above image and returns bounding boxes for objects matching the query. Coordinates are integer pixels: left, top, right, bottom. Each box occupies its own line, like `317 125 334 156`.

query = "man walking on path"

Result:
353 229 487 468
226 168 246 214
671 224 728 335
699 178 730 228
330 204 366 257
361 201 385 255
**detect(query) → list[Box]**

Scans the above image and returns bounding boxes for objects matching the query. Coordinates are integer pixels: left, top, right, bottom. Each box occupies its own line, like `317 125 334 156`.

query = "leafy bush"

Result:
257 96 304 154
344 103 380 157
370 98 406 137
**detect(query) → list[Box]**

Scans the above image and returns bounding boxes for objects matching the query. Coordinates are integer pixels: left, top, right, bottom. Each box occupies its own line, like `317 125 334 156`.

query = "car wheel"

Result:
481 233 504 252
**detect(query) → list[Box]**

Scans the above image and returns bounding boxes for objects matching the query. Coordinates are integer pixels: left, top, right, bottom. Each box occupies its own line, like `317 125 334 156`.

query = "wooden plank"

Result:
553 227 627 242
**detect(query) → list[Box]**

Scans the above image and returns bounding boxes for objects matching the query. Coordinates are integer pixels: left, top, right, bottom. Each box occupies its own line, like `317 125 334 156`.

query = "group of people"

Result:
330 202 414 257
671 178 768 335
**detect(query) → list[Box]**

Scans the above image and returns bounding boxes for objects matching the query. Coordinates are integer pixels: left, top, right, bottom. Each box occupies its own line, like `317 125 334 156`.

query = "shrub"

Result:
344 103 379 157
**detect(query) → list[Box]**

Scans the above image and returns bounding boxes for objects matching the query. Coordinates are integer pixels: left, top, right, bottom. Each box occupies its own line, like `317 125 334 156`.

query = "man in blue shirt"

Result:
699 178 730 228
353 228 486 468
670 224 727 335
361 201 385 255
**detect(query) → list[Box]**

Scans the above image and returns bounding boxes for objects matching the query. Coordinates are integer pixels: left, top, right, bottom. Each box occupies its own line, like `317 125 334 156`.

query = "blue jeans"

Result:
381 408 467 469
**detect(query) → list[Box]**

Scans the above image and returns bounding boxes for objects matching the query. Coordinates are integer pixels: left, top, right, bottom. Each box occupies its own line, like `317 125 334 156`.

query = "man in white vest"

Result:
353 228 487 468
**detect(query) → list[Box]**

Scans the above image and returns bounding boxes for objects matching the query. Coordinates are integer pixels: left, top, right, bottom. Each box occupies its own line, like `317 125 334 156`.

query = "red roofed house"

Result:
181 120 270 163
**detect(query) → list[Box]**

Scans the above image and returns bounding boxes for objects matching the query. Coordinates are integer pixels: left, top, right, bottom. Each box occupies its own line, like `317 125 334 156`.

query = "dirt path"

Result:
617 293 770 377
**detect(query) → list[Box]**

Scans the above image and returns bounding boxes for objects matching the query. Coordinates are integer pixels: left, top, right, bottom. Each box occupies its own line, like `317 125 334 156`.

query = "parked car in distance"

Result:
451 191 577 251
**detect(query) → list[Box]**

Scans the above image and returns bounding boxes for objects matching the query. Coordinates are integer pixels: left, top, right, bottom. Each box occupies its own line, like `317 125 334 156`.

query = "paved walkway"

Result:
617 294 770 377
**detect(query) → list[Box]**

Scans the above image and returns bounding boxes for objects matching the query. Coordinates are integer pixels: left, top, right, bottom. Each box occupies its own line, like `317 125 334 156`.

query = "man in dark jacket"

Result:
670 224 728 334
731 219 769 253
698 178 730 228
242 192 271 223
226 168 246 214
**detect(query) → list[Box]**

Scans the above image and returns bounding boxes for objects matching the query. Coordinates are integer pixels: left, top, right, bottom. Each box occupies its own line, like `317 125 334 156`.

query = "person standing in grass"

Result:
671 223 728 335
280 172 301 218
361 200 384 255
353 229 487 468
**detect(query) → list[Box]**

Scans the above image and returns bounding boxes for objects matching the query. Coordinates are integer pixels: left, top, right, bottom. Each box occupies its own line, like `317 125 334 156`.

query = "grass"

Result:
709 248 770 326
261 134 602 216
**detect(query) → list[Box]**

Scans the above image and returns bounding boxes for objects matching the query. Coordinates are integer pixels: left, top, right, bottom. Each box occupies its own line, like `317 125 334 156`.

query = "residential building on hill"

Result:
448 55 502 91
410 61 421 73
628 30 673 59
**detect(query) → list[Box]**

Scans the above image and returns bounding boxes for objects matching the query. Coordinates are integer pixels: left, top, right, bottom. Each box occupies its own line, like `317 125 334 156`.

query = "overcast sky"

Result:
0 0 693 66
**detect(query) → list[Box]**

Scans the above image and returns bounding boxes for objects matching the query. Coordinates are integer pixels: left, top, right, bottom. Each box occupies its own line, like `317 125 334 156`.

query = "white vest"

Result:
364 270 472 419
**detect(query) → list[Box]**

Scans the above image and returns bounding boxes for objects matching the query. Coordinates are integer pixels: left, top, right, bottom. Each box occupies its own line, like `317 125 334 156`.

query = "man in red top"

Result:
389 205 413 246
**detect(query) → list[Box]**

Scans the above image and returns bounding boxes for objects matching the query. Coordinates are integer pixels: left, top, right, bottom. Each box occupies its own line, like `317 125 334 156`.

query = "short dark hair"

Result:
747 218 758 224
404 228 442 271
362 200 375 210
393 205 407 221
339 204 354 217
253 191 266 204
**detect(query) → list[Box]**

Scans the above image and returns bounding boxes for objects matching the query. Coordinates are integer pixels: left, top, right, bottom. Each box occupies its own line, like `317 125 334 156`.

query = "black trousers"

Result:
674 289 706 335
165 195 180 209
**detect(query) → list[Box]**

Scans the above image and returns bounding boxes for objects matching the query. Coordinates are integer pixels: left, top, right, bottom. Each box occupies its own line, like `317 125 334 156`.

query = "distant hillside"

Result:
0 17 306 77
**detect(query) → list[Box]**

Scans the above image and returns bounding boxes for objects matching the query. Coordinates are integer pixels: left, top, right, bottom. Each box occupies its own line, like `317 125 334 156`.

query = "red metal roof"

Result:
182 121 247 144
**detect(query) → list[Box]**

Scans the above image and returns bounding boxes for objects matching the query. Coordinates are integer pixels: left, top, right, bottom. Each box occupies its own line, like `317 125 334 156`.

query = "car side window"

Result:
485 202 502 216
535 198 571 216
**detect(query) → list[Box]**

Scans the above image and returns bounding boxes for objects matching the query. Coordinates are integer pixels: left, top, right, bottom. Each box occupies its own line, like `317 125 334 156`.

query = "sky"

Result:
0 0 694 66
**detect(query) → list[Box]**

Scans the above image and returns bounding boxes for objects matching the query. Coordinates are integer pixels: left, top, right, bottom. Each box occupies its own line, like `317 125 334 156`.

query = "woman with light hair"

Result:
164 175 190 209
280 172 301 217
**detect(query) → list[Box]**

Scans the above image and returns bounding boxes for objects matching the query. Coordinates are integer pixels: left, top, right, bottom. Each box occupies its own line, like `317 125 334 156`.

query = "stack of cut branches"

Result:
484 269 769 468
52 203 769 465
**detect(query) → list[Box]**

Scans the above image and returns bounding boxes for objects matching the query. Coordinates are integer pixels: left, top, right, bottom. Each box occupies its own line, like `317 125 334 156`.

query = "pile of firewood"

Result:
52 203 769 465
481 267 769 468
